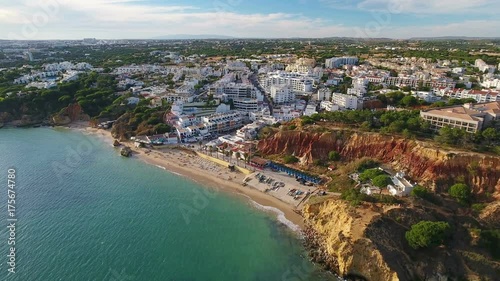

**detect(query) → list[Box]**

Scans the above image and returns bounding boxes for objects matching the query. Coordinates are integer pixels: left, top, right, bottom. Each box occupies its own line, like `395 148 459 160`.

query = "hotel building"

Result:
420 101 500 133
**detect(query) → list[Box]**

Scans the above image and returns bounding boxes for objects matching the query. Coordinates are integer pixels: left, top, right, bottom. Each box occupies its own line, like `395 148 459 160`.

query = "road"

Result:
249 73 273 114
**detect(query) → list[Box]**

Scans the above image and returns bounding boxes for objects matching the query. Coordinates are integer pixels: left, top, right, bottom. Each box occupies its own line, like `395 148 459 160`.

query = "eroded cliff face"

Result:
303 200 500 281
258 131 500 198
52 103 90 125
303 201 399 281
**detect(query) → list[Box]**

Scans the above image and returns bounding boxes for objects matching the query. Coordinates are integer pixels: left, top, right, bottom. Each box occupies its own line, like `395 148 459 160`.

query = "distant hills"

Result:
151 35 500 41
152 34 236 40
409 36 500 41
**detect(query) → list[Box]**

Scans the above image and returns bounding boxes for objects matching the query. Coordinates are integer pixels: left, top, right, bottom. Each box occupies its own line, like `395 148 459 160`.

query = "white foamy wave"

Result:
170 171 184 177
155 165 166 170
248 199 302 234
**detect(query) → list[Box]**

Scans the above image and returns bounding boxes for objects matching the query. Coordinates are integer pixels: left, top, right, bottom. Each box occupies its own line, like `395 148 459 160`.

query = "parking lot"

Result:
243 169 317 207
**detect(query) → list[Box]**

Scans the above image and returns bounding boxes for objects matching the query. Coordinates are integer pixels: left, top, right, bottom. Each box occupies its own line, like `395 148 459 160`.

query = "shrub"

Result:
359 168 384 182
313 159 326 167
449 183 471 204
479 229 500 260
471 203 487 214
356 159 379 172
372 175 392 188
328 150 341 161
283 155 299 164
405 221 451 249
411 185 429 198
341 188 369 206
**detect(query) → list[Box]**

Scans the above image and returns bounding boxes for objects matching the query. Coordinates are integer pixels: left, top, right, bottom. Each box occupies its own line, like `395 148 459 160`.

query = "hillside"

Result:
303 199 500 280
258 129 500 199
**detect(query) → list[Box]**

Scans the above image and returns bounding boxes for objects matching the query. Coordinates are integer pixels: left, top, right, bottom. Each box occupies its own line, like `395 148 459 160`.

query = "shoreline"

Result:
66 122 306 230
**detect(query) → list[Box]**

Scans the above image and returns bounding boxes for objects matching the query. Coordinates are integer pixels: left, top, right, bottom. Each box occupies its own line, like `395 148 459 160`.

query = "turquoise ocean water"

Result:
0 128 334 281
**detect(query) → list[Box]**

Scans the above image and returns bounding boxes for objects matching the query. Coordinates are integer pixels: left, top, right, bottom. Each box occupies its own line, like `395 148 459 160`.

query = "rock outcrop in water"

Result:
303 200 500 281
258 130 500 199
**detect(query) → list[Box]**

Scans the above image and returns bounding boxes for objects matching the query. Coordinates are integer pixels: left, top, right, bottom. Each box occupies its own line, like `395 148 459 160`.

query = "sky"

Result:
1 0 499 40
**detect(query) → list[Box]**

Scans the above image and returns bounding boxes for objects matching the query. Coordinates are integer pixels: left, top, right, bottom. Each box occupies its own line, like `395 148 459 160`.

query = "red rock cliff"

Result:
258 130 500 198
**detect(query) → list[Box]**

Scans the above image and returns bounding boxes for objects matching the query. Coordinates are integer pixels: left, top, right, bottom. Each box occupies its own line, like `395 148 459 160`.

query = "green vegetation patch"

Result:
405 221 451 249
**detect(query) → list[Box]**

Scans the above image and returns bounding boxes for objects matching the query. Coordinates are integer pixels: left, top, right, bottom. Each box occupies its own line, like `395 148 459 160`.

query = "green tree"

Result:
328 151 341 161
449 183 471 204
372 175 392 188
482 128 499 144
283 155 299 164
153 124 170 134
405 221 451 249
341 188 368 206
411 185 429 199
400 95 418 107
359 168 384 182
435 126 466 146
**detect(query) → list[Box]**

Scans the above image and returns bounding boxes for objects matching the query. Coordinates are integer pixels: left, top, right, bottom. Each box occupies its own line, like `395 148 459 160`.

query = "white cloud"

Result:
0 0 499 39
321 0 499 14
383 20 500 38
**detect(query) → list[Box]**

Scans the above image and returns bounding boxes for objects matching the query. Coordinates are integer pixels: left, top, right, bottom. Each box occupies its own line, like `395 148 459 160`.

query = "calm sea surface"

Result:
0 128 334 281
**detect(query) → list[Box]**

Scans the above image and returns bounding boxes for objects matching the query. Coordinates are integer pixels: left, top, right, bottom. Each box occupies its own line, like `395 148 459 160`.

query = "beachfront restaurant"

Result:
249 157 269 170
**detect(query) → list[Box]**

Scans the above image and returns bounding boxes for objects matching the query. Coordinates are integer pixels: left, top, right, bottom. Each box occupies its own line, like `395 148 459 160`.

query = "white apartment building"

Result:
161 93 193 103
331 93 362 110
114 64 163 74
303 104 318 116
347 87 367 98
233 98 259 112
475 59 496 73
384 76 420 88
43 61 93 71
364 76 385 84
482 78 500 90
440 88 500 103
225 61 248 72
175 84 195 95
201 112 243 134
210 83 263 101
411 91 442 103
249 108 273 122
273 106 302 122
320 101 340 112
270 86 296 104
317 88 332 101
175 111 243 142
260 71 314 93
13 71 60 84
325 57 358 68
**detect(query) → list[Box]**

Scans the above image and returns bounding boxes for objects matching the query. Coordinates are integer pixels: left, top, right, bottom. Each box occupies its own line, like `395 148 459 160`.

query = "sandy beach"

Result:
67 122 305 229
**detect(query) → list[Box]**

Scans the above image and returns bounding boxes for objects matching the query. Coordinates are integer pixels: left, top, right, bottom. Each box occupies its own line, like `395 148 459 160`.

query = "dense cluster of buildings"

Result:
6 42 499 145
13 61 95 88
